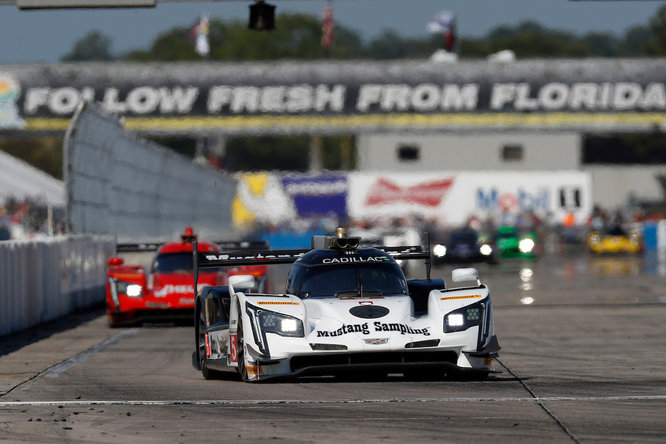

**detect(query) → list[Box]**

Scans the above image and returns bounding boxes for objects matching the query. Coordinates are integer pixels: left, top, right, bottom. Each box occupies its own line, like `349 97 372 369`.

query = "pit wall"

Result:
0 235 114 337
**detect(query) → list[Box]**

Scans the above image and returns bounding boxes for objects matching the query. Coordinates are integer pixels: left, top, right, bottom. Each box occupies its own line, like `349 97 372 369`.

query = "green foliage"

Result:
222 135 355 172
61 30 114 62
646 6 666 55
0 137 63 179
64 7 666 62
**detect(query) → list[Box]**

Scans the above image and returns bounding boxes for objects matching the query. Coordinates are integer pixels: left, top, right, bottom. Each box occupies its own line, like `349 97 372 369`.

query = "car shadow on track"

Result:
0 305 106 357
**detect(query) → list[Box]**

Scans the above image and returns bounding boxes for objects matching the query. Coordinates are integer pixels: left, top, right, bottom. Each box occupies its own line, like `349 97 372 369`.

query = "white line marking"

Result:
41 328 140 377
2 394 665 407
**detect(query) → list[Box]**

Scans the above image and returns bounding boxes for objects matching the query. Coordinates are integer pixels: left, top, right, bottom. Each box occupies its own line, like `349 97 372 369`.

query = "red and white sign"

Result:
365 177 454 207
348 171 592 227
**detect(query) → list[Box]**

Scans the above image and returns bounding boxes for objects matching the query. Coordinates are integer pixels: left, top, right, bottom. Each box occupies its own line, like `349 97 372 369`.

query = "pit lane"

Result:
1 248 665 443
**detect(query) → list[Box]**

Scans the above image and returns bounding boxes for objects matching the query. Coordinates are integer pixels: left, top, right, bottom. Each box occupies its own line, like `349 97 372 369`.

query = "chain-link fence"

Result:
63 102 235 240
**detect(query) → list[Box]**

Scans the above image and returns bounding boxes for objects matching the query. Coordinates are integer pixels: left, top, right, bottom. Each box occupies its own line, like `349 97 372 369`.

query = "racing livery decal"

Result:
316 322 430 337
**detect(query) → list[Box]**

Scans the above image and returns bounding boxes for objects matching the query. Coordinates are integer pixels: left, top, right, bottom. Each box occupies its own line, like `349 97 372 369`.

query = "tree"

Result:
619 25 651 56
61 30 114 61
125 14 364 62
645 6 666 55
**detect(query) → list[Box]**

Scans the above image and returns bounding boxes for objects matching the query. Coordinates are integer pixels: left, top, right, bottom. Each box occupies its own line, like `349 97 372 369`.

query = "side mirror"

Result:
451 267 480 285
228 274 256 292
108 257 124 267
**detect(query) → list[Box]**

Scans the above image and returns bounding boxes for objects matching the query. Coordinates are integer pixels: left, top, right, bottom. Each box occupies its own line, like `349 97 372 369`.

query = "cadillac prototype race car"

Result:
192 229 500 382
106 227 267 327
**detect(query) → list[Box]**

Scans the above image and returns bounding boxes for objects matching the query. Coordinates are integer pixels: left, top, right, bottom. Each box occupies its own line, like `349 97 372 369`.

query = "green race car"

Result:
495 226 537 259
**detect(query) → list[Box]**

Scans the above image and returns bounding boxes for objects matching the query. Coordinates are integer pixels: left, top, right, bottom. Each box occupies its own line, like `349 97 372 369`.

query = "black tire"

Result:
237 304 249 382
196 304 222 380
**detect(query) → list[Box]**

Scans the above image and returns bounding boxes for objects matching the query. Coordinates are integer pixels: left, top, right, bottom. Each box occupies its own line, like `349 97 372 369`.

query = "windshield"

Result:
294 263 407 298
152 252 216 274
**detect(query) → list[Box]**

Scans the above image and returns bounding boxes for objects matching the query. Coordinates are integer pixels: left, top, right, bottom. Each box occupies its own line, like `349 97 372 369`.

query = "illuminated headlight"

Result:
447 313 464 327
518 238 535 253
256 309 304 337
479 244 493 256
433 244 447 257
589 234 601 245
116 281 142 298
444 301 484 333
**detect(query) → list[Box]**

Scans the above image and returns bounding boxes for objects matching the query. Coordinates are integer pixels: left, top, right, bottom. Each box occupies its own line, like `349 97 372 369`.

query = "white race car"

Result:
192 231 500 382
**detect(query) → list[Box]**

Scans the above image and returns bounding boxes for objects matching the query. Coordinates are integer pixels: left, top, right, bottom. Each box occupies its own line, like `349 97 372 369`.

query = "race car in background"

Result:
106 227 267 327
494 226 537 259
432 227 497 265
349 225 423 277
586 224 642 254
192 228 500 382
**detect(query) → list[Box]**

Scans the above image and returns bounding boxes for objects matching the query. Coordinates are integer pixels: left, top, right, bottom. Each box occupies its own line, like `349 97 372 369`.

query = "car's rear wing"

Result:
116 242 163 253
192 240 433 299
116 239 268 254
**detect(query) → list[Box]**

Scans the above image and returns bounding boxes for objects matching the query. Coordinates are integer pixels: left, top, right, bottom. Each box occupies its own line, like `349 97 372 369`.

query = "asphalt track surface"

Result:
1 249 665 443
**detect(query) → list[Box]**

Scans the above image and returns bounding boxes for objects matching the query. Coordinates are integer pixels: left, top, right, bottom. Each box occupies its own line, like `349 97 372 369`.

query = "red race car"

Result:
105 227 267 327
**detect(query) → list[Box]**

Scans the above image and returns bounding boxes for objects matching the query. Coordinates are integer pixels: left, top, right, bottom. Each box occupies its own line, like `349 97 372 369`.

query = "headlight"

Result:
433 244 447 257
115 281 142 298
589 234 601 245
250 306 304 337
479 244 493 256
518 238 535 253
444 301 484 333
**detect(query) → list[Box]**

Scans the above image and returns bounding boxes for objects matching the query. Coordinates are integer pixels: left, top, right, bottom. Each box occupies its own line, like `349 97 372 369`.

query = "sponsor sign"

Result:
348 171 592 226
2 61 665 133
15 81 666 118
0 73 25 129
281 173 348 218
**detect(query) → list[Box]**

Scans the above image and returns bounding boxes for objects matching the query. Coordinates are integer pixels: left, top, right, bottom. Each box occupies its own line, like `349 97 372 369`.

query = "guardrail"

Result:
0 235 114 337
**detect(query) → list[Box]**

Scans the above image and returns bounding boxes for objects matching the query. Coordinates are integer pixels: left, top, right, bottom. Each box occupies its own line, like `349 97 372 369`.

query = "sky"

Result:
0 0 664 64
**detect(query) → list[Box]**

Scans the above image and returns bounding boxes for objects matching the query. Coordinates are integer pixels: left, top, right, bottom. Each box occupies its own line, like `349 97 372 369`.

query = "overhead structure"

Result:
12 0 156 7
1 59 665 136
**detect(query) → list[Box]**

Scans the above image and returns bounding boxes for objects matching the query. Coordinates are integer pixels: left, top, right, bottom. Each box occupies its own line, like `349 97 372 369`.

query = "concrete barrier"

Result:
0 235 114 337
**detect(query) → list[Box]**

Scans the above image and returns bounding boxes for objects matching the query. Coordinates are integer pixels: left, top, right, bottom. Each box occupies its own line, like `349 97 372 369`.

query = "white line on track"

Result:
2 394 666 407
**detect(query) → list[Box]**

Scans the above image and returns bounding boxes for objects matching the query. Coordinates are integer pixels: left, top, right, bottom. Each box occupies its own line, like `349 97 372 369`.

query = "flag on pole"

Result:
189 14 210 56
321 1 334 49
427 10 456 53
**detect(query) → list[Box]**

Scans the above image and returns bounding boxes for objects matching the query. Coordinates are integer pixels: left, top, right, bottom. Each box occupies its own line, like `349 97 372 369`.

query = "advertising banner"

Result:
1 60 665 134
232 172 348 229
347 171 592 227
281 173 348 219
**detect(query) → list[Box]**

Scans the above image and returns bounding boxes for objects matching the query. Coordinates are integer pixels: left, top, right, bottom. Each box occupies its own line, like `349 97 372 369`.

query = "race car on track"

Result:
431 227 497 265
586 224 642 254
192 228 500 382
106 227 267 327
494 225 537 259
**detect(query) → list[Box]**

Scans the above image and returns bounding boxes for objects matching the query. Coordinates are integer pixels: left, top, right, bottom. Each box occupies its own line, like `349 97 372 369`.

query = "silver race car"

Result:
192 229 500 382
